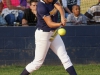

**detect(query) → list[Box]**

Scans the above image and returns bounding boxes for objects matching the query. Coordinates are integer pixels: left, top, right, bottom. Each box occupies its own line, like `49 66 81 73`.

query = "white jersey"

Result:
85 3 100 23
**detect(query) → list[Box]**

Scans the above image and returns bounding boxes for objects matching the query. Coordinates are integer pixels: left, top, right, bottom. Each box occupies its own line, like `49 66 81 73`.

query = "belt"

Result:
37 28 54 32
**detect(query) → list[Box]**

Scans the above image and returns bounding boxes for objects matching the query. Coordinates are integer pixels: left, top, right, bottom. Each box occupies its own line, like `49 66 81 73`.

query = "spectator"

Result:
0 0 7 26
26 0 30 8
85 0 100 25
20 0 27 7
20 0 30 8
0 0 3 13
22 0 37 26
67 5 87 25
1 0 25 26
62 0 81 18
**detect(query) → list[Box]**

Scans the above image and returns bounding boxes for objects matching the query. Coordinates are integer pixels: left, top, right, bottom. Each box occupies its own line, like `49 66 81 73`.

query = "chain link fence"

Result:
81 0 98 14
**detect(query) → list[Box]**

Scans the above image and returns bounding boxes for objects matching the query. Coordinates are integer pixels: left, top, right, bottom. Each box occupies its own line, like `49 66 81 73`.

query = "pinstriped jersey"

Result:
85 3 100 23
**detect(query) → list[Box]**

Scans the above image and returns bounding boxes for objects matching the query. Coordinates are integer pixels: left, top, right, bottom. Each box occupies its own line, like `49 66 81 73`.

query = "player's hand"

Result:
61 18 66 26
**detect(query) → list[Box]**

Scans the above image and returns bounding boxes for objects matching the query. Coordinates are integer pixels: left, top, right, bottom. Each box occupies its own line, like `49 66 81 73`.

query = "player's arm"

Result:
43 16 62 28
54 1 66 26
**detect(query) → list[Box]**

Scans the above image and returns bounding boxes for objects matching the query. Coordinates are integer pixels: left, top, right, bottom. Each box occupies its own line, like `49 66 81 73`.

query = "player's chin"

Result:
48 0 53 3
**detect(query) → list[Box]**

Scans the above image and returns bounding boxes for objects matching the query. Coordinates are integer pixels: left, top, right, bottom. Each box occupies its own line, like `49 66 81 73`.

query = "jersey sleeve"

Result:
37 3 50 18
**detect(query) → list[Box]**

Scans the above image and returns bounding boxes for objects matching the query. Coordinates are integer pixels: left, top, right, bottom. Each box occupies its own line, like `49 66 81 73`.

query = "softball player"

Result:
20 0 77 75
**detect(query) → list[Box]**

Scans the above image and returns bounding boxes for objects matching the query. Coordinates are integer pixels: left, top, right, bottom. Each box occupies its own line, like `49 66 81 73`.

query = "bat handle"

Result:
49 25 62 42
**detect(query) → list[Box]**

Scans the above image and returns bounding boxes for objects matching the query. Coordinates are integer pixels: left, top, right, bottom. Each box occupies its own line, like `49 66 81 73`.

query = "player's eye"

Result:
33 5 37 6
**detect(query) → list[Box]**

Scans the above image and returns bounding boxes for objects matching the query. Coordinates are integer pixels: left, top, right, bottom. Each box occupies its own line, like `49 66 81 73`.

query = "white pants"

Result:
26 29 73 73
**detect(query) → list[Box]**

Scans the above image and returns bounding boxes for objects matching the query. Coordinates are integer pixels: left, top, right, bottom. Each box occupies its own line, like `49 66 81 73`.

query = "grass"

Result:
0 64 100 75
81 0 98 14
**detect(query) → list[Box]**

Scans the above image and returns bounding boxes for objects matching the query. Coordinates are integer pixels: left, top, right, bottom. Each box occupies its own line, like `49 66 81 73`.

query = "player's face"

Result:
72 6 80 16
30 2 37 11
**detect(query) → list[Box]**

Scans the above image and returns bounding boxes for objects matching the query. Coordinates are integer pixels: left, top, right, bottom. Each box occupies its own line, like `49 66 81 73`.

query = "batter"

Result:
20 0 77 75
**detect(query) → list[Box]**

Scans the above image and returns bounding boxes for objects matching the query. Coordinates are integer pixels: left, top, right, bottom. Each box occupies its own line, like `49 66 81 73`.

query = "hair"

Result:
72 5 80 10
30 0 38 5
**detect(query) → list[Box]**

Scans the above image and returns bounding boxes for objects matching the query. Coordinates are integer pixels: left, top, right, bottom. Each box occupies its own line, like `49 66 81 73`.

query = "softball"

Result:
58 28 66 36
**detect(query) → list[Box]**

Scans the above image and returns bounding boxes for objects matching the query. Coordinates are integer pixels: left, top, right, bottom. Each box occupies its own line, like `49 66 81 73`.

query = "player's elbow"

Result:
46 21 61 28
54 3 63 11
